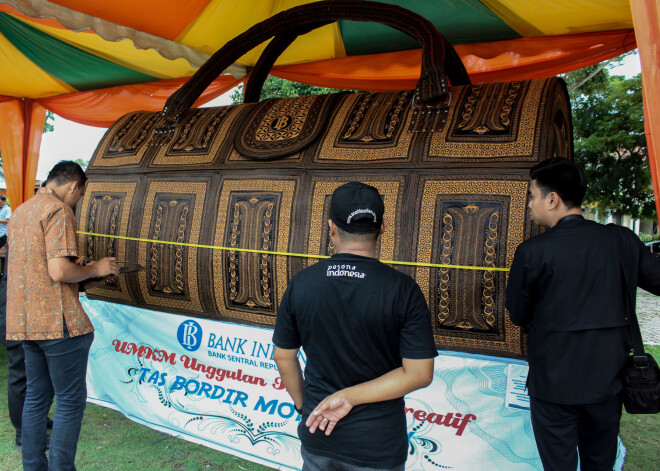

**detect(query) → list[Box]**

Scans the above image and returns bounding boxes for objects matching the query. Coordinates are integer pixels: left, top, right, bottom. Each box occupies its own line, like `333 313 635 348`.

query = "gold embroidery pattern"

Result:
138 182 207 312
428 79 547 160
437 212 454 325
148 199 190 295
435 205 498 332
316 93 415 161
340 91 411 143
256 96 315 141
417 180 528 355
213 179 296 325
150 204 163 288
85 196 121 261
170 108 231 153
482 211 499 328
235 95 336 159
90 112 157 168
152 106 242 167
457 82 521 135
77 181 138 302
86 199 98 261
226 197 275 310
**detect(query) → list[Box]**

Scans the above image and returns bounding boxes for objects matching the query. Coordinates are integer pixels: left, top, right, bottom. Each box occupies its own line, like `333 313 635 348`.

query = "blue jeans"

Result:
301 447 405 471
22 329 94 471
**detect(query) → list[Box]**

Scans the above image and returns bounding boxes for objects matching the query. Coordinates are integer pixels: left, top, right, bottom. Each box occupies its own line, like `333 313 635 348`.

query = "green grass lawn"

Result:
1 346 658 470
0 347 270 471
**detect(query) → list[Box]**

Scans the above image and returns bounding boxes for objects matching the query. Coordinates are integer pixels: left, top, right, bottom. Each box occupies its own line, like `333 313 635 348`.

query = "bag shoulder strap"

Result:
612 225 647 359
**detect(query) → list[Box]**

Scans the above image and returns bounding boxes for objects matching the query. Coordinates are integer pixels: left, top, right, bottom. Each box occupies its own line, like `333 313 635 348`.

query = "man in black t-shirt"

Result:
273 182 438 470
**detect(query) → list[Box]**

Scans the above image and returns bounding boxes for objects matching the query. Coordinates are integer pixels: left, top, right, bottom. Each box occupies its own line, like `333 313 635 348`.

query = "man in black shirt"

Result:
273 182 438 470
506 158 660 471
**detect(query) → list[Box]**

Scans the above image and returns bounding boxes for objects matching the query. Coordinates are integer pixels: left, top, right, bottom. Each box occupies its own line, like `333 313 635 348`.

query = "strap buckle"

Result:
633 354 649 368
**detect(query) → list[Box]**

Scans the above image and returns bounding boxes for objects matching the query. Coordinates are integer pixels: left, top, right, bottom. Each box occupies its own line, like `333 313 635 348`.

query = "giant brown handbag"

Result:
78 1 572 359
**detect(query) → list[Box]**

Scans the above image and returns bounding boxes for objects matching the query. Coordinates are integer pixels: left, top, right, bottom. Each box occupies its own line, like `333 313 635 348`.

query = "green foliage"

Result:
564 54 656 221
43 111 55 133
230 76 347 104
74 158 90 170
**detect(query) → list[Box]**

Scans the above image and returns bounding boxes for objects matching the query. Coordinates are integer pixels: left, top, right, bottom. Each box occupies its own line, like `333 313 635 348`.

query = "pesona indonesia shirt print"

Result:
5 187 93 341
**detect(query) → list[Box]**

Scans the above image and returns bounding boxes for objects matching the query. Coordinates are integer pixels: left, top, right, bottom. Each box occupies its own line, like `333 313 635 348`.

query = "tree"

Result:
74 158 89 170
564 58 656 221
44 111 55 133
230 76 348 104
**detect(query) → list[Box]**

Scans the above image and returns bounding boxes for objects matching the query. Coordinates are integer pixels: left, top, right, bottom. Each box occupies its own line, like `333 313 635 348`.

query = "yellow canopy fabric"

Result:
0 0 657 222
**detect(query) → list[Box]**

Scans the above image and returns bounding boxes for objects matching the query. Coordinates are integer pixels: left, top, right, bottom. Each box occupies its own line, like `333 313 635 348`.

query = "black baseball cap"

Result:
329 182 384 234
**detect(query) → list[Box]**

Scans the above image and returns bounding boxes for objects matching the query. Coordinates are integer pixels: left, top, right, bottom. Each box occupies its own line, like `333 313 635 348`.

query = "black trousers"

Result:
2 338 26 439
1 272 26 440
530 395 622 471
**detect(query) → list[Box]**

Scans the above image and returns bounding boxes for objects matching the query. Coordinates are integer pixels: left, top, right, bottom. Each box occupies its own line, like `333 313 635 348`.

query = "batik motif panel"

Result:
416 179 528 356
212 179 297 326
137 181 208 313
89 112 158 168
315 92 415 162
425 79 556 164
150 106 241 167
78 180 138 302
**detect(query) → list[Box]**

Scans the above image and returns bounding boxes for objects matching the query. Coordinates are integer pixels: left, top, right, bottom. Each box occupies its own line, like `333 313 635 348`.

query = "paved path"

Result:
638 288 660 345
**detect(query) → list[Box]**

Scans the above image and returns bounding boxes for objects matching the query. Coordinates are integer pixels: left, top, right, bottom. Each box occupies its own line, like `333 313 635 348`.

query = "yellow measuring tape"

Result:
77 231 510 272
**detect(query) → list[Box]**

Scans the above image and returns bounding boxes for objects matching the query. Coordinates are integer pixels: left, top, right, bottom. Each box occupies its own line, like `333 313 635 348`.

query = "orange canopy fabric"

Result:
0 0 656 224
0 98 46 205
631 0 660 223
270 30 636 90
36 75 242 127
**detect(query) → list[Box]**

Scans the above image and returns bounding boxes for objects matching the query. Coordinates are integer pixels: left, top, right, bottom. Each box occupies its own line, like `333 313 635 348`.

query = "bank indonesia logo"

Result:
177 320 202 352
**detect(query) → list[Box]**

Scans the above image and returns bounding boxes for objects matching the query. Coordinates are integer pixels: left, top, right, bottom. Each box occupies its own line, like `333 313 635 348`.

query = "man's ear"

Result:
546 191 560 210
328 219 337 237
379 218 388 235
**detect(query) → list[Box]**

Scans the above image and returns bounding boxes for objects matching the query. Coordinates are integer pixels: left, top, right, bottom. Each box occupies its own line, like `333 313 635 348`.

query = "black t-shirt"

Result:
273 253 438 467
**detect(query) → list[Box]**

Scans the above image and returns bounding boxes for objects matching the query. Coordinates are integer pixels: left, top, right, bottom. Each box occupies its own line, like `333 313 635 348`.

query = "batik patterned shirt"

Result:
5 187 93 340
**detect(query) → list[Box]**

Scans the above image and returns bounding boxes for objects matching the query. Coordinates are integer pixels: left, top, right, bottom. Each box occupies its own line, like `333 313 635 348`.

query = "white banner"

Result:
81 297 625 470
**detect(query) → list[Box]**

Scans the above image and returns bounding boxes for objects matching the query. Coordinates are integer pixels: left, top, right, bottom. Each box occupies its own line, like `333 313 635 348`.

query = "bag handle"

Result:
242 17 470 103
153 0 470 141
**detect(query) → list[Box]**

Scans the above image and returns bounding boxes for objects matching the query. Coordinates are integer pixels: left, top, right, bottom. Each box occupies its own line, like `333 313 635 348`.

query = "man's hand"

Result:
48 256 119 283
306 391 354 436
87 257 120 278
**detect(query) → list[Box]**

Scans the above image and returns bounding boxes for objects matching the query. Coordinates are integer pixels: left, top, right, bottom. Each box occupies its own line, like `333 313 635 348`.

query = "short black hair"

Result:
530 157 586 209
336 226 379 242
45 161 87 188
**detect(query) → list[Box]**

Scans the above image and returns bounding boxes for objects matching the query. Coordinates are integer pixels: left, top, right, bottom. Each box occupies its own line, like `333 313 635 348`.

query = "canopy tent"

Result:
0 0 657 223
